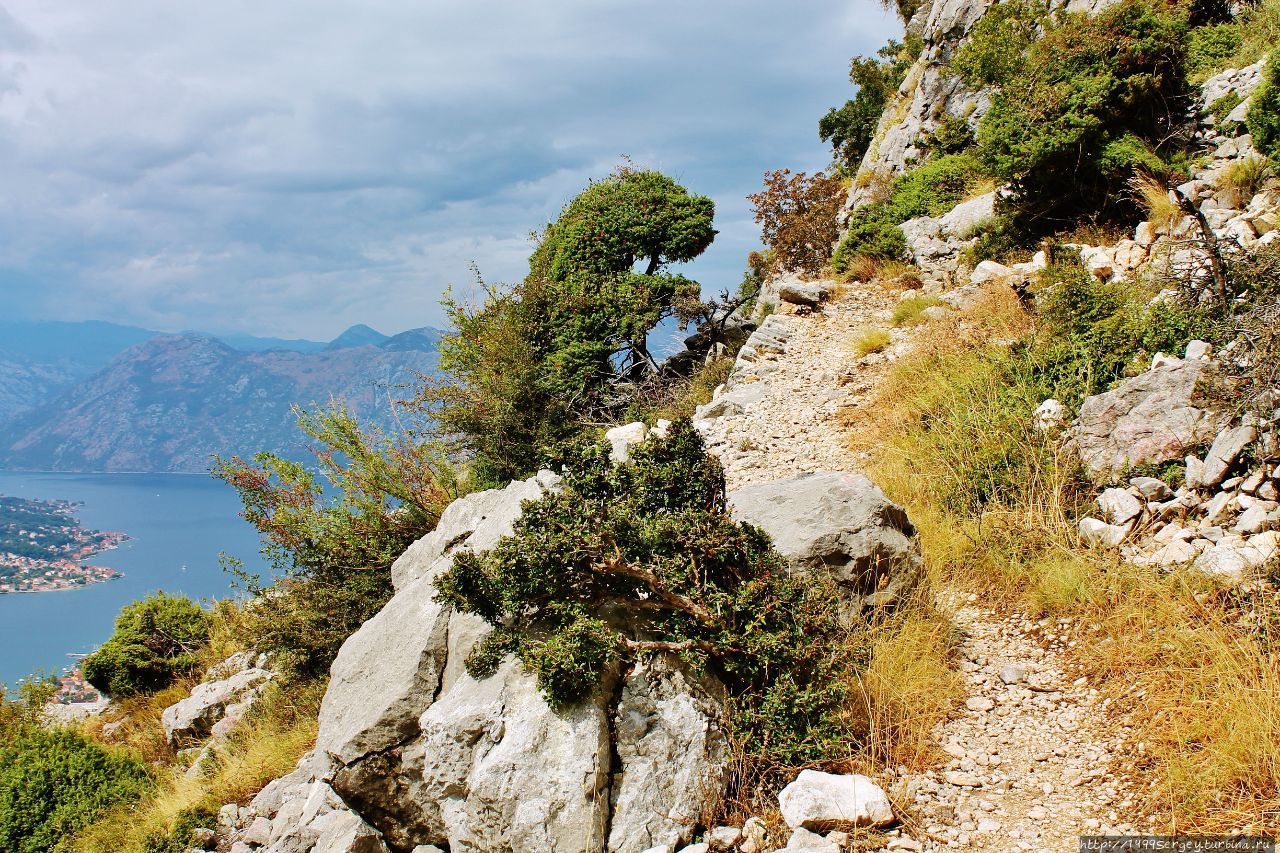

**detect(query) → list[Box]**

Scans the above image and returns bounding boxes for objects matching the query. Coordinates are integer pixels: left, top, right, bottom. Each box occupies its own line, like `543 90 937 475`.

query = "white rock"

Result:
970 260 1015 285
778 769 894 831
784 827 840 852
1150 352 1179 369
1129 476 1173 502
706 826 743 851
966 696 996 712
740 817 767 853
1201 425 1258 487
1079 517 1132 548
1033 398 1069 431
1097 488 1144 525
1235 505 1270 535
606 422 651 463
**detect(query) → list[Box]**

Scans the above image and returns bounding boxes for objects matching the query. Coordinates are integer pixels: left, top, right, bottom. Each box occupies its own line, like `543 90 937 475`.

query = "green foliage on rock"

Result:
832 154 987 270
213 403 456 676
953 0 1044 88
1248 52 1280 161
0 711 149 853
427 167 716 486
82 592 210 698
973 0 1192 227
435 419 853 765
1031 254 1202 405
820 38 921 171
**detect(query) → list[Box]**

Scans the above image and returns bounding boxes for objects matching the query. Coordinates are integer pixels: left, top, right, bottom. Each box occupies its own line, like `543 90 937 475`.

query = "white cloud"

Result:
0 0 898 339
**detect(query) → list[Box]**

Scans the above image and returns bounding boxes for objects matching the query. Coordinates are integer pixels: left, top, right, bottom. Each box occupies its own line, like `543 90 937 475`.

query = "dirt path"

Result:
696 287 1145 852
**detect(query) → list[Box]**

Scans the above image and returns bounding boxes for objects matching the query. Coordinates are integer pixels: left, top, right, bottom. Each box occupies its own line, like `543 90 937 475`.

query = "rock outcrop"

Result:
729 471 921 610
1070 355 1221 478
225 466 735 853
162 653 273 747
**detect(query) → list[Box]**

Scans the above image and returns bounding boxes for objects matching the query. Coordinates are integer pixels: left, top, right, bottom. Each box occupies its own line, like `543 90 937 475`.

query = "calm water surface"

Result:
0 472 268 686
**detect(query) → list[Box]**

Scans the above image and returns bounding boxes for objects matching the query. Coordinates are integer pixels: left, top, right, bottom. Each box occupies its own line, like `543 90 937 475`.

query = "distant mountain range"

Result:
0 321 444 472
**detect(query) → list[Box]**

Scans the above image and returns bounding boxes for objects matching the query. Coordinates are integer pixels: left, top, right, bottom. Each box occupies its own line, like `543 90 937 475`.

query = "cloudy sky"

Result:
0 1 897 340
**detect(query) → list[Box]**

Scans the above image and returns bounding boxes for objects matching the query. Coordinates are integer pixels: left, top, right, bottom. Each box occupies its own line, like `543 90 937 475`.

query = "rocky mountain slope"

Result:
67 0 1280 847
0 328 442 472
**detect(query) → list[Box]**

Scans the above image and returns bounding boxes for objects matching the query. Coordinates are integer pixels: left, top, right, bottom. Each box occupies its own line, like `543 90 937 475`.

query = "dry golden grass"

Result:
849 285 1280 833
1130 172 1181 235
1224 155 1275 199
75 680 324 852
848 603 964 770
852 327 892 357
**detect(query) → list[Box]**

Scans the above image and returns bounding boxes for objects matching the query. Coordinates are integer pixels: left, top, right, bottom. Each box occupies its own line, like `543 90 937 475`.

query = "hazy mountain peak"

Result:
325 324 389 351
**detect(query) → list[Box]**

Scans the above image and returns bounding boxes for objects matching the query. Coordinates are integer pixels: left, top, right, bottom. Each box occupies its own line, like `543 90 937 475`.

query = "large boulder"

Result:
778 770 894 832
391 471 561 590
1070 359 1221 478
607 656 729 853
729 471 921 611
162 662 273 746
334 658 615 852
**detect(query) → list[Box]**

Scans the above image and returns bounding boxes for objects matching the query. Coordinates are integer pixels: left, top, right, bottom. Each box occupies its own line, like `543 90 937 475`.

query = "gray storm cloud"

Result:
0 0 896 338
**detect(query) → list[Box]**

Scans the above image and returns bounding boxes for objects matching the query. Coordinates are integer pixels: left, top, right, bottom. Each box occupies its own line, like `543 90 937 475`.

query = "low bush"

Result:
1248 53 1280 161
82 592 210 698
0 721 150 852
832 215 908 270
214 404 455 677
974 0 1193 228
853 327 893 356
892 295 943 326
435 419 855 770
833 154 988 271
1223 155 1274 197
1187 22 1243 81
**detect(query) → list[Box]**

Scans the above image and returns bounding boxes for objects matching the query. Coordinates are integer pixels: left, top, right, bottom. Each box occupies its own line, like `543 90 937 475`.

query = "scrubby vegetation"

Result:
851 234 1280 827
748 169 845 276
82 593 210 699
0 682 150 852
971 0 1194 227
424 166 718 486
436 419 855 770
833 154 988 272
819 37 922 172
214 403 456 677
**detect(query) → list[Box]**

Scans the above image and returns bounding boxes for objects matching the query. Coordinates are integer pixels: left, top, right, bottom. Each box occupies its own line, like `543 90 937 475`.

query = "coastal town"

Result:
0 494 126 593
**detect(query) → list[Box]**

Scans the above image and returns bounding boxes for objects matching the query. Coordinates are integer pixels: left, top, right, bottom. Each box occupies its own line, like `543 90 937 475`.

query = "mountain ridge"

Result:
0 327 442 472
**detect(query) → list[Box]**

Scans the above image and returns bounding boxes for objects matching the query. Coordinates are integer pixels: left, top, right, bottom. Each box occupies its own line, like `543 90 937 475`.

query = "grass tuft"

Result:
852 328 892 357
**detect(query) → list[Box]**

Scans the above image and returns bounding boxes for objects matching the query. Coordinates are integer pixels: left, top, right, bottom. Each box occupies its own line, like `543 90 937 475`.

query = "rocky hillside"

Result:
0 329 441 472
31 0 1280 848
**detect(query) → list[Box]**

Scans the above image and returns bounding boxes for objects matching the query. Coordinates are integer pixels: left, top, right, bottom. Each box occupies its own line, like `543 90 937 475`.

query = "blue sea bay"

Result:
0 471 268 687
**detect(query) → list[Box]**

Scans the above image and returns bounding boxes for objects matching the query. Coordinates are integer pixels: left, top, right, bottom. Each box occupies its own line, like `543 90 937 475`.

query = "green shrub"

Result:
893 295 944 326
82 592 210 698
1031 257 1201 403
832 213 908 270
0 725 150 852
425 166 716 485
853 327 893 355
833 153 988 271
1248 52 1280 161
975 0 1192 227
921 114 976 155
214 404 455 677
434 419 855 767
953 0 1044 88
1187 23 1243 80
885 153 987 221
